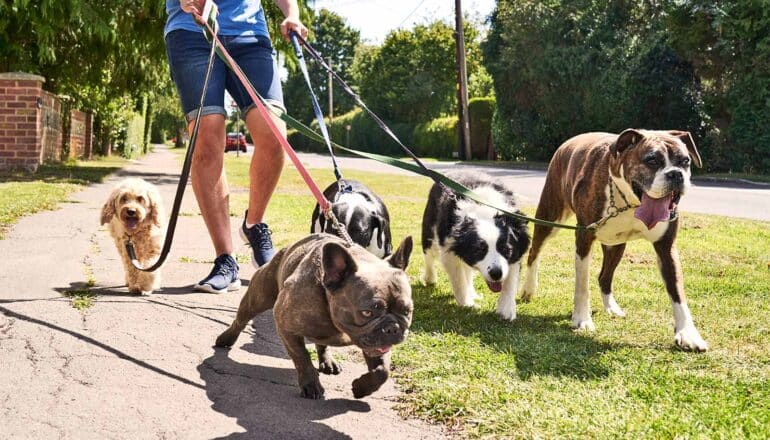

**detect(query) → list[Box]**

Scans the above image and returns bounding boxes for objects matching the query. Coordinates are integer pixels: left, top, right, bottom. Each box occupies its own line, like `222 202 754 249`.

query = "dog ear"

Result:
385 236 413 271
611 129 643 157
370 215 387 250
146 186 164 227
668 130 703 168
322 242 358 289
100 189 118 225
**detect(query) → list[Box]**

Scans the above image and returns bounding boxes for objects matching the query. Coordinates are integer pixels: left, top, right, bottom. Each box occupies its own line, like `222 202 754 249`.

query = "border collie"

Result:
421 171 530 320
311 179 393 258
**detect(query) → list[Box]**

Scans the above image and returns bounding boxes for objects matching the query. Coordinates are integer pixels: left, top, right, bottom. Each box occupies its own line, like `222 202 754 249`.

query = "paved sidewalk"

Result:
0 145 442 439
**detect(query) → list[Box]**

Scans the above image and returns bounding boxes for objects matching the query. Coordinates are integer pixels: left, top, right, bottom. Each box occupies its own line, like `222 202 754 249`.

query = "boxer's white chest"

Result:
594 208 669 245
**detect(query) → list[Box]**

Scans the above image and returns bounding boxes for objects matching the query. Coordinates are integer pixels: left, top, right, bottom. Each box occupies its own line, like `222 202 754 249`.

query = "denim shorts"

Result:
165 30 284 122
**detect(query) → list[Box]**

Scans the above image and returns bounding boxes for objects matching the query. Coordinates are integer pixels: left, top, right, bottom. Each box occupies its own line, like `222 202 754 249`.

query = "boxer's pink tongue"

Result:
634 193 673 230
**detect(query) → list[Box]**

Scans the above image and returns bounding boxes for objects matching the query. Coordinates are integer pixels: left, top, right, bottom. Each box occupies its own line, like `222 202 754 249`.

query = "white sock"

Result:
245 221 256 229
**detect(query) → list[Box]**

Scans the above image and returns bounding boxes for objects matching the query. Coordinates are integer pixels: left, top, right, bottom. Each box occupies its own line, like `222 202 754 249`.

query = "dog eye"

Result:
120 194 128 203
360 310 373 318
680 157 690 167
137 196 145 204
644 156 661 167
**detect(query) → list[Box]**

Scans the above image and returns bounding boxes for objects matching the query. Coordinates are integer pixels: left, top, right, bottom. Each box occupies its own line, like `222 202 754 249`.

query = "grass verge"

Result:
220 153 770 438
0 156 126 238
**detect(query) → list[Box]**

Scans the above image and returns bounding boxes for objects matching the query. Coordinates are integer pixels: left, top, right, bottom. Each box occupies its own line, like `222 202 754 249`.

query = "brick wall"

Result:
40 90 62 162
0 72 46 171
68 109 87 159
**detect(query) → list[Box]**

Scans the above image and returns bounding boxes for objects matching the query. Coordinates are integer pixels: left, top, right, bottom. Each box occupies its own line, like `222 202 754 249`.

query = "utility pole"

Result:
455 0 472 160
328 56 334 124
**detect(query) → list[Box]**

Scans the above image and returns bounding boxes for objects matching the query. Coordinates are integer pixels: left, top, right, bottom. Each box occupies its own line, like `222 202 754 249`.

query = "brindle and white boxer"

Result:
521 129 708 351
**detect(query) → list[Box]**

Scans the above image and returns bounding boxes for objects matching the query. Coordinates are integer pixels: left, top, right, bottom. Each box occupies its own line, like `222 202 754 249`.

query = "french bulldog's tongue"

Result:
634 193 673 230
486 281 503 293
374 345 391 354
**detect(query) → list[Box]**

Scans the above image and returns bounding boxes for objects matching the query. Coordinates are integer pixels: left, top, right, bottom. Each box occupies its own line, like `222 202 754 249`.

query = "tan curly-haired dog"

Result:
100 178 165 294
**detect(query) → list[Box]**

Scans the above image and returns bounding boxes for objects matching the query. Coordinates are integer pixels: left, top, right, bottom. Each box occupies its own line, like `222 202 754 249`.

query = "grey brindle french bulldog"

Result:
216 233 414 399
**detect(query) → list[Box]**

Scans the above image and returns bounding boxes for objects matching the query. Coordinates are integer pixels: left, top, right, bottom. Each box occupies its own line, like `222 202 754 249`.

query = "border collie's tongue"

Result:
486 281 503 293
634 193 673 230
373 345 391 355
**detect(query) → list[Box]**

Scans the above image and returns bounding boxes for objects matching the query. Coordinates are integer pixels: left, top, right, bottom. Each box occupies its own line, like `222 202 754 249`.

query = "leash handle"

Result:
289 31 343 182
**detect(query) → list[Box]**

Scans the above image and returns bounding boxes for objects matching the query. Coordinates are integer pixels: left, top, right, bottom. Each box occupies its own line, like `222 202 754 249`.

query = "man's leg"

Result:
189 114 232 256
243 109 285 225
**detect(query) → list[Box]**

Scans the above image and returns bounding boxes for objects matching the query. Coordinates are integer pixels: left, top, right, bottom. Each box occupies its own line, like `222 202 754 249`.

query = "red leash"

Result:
195 15 331 213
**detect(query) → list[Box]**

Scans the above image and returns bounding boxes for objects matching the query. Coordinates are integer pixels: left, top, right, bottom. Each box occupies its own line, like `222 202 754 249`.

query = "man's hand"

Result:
280 15 308 42
180 0 204 15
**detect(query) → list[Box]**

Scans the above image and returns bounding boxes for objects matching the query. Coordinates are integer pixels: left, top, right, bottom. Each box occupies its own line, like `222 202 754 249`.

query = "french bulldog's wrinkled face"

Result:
321 237 413 357
611 129 703 206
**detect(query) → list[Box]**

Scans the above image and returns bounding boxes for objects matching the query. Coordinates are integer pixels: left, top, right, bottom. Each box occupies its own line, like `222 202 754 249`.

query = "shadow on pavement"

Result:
0 305 206 390
199 347 369 440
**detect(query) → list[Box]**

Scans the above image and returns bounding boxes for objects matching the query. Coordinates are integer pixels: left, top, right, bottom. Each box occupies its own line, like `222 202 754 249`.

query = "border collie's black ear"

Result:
668 130 703 168
386 236 413 270
611 129 643 157
322 242 358 290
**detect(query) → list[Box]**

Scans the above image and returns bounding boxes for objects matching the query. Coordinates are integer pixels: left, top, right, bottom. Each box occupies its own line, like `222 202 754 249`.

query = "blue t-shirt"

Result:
164 0 270 37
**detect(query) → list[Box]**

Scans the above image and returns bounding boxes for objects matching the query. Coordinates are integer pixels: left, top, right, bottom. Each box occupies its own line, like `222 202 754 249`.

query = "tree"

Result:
483 0 706 162
352 20 483 123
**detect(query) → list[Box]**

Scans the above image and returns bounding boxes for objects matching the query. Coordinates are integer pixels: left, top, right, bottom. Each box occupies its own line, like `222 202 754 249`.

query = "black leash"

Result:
125 30 219 271
289 33 343 183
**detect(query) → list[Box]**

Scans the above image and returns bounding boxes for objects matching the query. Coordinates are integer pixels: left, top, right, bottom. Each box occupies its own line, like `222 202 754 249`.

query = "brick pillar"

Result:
83 111 94 159
0 72 46 171
67 109 87 159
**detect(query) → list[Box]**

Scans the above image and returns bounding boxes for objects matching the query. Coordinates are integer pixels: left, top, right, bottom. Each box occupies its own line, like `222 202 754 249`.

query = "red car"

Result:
225 132 247 152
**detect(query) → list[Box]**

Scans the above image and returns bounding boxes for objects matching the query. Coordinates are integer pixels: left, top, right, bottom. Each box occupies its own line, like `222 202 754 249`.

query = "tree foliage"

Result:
484 0 770 173
283 8 361 123
352 20 484 123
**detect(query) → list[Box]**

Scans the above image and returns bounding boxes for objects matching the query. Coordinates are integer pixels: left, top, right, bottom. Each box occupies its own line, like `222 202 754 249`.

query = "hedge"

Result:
413 116 458 158
468 97 495 159
287 100 495 161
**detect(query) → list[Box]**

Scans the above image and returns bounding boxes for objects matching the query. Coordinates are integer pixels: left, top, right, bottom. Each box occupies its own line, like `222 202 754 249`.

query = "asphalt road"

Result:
287 152 770 222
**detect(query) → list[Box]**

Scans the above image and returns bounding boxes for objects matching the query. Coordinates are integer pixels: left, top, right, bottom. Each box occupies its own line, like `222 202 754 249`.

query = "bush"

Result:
288 108 416 157
413 116 458 158
468 97 495 159
119 112 145 159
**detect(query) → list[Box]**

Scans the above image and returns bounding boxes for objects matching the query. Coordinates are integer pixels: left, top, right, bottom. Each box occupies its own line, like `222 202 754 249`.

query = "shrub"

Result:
288 108 416 157
468 97 495 159
413 116 458 158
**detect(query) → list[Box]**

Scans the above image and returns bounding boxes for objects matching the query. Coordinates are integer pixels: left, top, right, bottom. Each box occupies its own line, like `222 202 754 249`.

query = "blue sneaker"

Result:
239 212 276 268
194 254 241 294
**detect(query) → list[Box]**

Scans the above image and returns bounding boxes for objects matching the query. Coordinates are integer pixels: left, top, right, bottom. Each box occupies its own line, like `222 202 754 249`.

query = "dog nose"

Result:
126 209 137 216
382 322 400 335
488 266 503 281
665 170 683 184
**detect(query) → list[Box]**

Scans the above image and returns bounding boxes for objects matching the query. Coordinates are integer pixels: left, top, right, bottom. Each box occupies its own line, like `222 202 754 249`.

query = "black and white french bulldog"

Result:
421 171 530 320
216 234 414 399
522 129 708 351
311 179 392 258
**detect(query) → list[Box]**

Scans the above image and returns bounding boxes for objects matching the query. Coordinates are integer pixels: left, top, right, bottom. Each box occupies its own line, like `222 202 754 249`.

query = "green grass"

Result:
0 156 127 238
219 153 770 438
